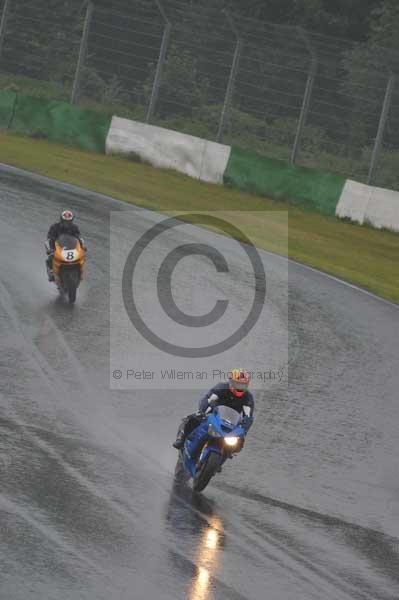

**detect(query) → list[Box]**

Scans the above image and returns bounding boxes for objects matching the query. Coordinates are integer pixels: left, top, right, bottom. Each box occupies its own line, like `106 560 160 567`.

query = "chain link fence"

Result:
1 0 399 189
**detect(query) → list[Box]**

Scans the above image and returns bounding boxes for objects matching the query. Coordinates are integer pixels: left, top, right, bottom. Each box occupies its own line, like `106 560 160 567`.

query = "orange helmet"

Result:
229 368 250 398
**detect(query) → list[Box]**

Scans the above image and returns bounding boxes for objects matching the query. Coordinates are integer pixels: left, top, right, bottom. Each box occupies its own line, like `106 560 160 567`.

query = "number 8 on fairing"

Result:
62 249 76 261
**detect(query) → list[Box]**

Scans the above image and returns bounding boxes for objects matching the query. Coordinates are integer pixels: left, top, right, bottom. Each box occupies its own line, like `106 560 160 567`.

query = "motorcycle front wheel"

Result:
68 285 77 304
193 451 221 492
61 269 80 304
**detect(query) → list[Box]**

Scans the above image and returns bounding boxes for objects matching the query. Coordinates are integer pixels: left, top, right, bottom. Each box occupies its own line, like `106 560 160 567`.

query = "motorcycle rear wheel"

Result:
193 452 221 492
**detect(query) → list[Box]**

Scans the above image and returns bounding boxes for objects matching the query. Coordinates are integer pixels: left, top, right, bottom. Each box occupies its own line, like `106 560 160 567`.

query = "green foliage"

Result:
0 74 69 100
157 45 210 118
79 68 130 105
342 2 399 156
373 149 399 189
369 0 399 48
229 0 380 39
3 0 83 83
2 0 399 190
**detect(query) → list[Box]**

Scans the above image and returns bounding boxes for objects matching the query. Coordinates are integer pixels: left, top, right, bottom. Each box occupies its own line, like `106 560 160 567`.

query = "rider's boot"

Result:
173 435 185 450
173 427 185 449
47 265 55 282
46 256 54 282
172 418 189 449
173 412 205 450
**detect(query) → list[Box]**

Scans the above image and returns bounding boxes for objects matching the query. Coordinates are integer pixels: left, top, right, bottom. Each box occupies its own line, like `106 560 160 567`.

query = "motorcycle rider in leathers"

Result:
45 210 86 281
173 368 254 449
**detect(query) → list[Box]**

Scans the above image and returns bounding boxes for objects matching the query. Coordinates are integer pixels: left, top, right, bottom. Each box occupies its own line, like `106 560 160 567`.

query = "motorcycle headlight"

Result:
208 423 221 438
224 436 239 447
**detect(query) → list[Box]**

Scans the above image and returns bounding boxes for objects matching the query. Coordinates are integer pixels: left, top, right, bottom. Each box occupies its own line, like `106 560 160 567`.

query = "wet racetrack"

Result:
0 164 398 599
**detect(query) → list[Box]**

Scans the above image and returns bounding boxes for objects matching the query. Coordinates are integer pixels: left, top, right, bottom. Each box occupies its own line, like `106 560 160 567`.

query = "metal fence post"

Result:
71 0 94 105
367 74 396 185
0 0 12 59
291 58 317 164
146 0 171 123
291 29 317 164
217 10 242 143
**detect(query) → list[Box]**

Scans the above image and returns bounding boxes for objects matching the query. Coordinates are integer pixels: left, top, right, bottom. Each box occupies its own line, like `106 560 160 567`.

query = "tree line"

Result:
1 0 399 186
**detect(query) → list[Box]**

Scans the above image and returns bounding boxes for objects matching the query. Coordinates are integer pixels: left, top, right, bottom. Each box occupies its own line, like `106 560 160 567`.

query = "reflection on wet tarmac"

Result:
2 168 399 600
189 515 223 600
165 478 225 600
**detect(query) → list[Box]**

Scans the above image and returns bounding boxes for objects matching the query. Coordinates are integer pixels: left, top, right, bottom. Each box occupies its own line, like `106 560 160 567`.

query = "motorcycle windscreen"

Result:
215 406 241 426
57 234 78 250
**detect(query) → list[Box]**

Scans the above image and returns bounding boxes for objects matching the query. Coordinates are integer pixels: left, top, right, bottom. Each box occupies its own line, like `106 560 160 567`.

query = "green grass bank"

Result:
0 131 398 303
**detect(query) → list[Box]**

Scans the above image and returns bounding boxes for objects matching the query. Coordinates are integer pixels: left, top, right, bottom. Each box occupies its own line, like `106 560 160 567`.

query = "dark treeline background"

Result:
232 0 381 40
1 0 399 185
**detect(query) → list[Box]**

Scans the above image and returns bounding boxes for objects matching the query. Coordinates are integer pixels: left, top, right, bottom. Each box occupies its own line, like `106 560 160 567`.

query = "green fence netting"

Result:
2 93 111 153
224 146 346 216
0 89 17 129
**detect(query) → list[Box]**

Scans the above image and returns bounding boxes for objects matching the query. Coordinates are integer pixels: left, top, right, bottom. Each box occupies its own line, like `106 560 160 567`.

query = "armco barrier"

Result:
224 146 346 217
0 89 17 129
105 117 231 184
2 93 112 153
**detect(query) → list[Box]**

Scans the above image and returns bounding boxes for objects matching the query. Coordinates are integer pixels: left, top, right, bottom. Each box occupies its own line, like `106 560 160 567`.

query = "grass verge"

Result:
0 130 398 303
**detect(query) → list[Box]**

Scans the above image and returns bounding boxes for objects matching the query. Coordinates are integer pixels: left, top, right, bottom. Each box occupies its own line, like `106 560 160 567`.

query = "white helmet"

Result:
60 210 74 224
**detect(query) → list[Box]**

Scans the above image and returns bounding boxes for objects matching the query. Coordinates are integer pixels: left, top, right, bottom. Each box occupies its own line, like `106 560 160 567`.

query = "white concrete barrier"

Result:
336 179 399 233
365 186 399 232
336 180 372 225
200 139 232 184
105 117 231 185
105 115 399 233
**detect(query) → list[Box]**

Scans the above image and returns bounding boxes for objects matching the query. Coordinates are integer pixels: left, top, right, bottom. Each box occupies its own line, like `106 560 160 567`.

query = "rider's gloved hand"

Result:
241 415 253 431
195 410 207 419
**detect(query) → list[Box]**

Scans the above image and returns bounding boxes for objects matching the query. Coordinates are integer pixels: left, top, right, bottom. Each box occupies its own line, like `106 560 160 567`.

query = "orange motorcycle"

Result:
52 234 86 303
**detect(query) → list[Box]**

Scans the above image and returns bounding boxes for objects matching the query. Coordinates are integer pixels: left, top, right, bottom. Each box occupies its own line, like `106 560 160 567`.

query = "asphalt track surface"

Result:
0 164 398 600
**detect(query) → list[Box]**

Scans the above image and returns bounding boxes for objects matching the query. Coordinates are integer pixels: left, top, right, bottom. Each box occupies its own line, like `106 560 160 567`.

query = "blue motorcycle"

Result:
175 405 246 492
